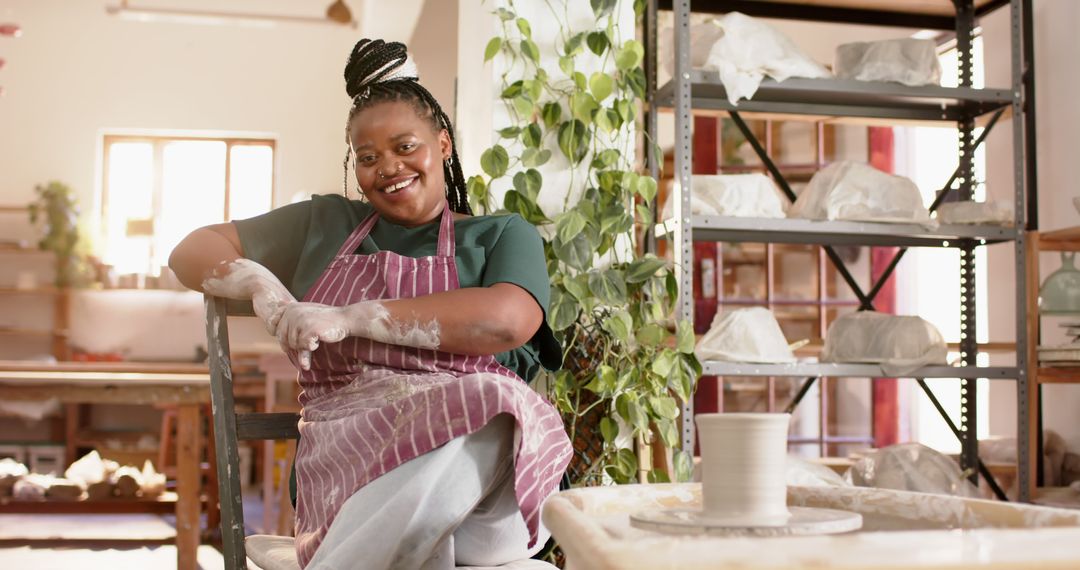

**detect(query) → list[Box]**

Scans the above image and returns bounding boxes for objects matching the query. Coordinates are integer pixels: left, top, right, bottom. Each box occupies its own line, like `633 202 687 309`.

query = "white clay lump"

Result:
935 200 1013 225
697 307 796 363
789 161 933 225
821 311 947 375
661 173 788 220
703 12 830 103
834 38 943 86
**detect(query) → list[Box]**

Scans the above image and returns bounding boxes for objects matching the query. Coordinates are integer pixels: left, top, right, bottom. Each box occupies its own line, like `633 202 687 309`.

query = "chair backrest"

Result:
205 295 300 570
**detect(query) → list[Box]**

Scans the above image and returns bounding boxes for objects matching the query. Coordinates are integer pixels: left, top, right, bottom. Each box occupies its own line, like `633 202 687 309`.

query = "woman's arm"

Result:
169 223 243 291
169 223 297 336
275 282 543 357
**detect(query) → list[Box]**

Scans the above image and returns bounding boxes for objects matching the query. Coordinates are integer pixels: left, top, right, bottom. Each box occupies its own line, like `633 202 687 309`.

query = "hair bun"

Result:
344 39 419 99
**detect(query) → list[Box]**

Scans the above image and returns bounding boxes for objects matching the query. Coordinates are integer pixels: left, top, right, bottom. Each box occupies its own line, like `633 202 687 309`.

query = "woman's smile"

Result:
349 100 453 227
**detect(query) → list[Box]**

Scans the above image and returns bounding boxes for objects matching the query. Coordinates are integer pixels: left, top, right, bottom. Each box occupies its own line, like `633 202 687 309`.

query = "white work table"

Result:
543 482 1080 569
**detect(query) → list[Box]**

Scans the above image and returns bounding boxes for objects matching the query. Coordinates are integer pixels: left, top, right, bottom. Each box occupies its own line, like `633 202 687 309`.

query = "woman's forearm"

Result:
277 283 543 357
347 283 541 355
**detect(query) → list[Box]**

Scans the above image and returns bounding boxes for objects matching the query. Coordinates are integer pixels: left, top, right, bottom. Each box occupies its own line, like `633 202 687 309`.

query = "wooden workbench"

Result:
0 361 210 570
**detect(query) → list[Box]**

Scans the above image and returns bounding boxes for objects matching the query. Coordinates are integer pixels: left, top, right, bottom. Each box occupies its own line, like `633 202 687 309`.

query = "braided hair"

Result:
342 39 472 215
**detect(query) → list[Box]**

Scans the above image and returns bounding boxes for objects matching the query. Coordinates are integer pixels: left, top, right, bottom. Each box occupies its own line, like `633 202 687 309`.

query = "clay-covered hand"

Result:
276 302 352 370
201 259 295 335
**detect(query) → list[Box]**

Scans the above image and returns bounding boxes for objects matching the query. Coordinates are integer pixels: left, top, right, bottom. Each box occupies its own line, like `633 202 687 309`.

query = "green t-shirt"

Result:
233 194 560 382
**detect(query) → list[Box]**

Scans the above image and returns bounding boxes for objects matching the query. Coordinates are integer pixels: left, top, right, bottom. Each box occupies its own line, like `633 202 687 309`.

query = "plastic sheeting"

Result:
787 457 851 488
936 200 1014 226
703 12 831 104
821 311 947 375
835 39 943 87
660 21 726 76
789 161 933 225
661 173 788 220
697 307 796 363
846 443 979 498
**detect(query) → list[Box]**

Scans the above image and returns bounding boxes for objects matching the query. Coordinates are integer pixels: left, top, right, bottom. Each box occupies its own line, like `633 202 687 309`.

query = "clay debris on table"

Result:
0 451 166 501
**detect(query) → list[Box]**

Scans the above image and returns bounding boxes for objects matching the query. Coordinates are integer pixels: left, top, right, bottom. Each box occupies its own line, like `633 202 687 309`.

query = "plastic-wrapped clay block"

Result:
697 307 796 363
935 200 1013 225
65 450 119 487
662 173 788 221
12 474 48 501
835 39 942 87
846 443 979 497
821 311 947 375
660 21 725 77
703 12 831 103
140 460 167 498
789 161 932 225
0 457 28 478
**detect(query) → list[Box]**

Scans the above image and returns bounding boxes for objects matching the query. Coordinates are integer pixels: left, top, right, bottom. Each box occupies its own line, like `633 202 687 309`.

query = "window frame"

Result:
100 134 277 271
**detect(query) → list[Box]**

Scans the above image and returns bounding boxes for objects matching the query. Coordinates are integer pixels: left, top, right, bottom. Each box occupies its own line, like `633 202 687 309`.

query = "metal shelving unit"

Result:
655 216 1018 247
703 362 1019 379
644 0 1036 500
654 71 1013 121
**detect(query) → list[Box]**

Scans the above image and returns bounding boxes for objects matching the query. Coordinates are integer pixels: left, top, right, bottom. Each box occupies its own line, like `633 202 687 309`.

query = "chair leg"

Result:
276 439 297 536
204 404 221 534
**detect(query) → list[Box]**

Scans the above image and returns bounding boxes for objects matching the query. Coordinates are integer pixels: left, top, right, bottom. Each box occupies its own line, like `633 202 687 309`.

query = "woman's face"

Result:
349 100 451 227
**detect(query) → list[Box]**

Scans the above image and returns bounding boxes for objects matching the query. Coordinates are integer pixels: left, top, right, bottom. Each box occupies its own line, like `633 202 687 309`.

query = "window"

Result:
102 135 275 274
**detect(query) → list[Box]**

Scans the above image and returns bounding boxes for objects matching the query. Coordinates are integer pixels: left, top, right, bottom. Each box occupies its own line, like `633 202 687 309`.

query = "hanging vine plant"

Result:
470 0 701 486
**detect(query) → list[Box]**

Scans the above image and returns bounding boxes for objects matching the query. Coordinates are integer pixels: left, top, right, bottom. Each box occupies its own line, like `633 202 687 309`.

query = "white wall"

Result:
984 0 1080 452
0 0 457 358
0 0 454 228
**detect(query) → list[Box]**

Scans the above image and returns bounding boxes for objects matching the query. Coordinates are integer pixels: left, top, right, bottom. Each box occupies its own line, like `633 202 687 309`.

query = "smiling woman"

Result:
168 38 570 570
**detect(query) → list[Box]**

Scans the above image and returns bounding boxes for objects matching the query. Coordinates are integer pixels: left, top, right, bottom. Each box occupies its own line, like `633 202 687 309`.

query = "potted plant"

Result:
28 181 85 287
472 0 701 486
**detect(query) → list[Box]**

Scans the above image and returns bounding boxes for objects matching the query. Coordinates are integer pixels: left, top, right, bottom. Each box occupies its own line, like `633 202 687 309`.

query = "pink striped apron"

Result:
288 204 572 567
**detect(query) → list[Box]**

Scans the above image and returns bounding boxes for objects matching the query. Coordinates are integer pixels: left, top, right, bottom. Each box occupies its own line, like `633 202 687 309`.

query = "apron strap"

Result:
336 201 455 259
437 201 456 258
334 210 380 258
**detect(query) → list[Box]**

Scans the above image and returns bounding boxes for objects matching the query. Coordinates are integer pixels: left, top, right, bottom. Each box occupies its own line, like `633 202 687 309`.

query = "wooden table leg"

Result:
64 404 79 466
176 403 202 570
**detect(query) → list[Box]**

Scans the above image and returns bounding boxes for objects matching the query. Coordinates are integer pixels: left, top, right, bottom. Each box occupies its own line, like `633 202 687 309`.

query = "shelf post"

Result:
956 0 980 487
644 0 659 254
1011 0 1033 502
673 0 695 452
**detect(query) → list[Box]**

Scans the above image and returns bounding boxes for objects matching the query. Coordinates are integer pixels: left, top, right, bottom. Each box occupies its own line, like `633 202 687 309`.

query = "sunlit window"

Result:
900 36 990 454
102 136 274 274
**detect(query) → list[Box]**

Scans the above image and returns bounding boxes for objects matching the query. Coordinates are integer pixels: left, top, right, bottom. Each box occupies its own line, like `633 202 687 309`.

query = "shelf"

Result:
656 216 1017 247
0 491 178 514
655 71 1013 123
702 361 1019 379
714 298 859 307
0 328 54 337
1035 367 1080 384
0 287 61 295
657 0 1005 30
1035 226 1080 252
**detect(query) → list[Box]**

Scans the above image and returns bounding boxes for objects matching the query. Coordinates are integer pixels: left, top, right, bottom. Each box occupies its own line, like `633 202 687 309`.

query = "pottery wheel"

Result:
630 506 863 537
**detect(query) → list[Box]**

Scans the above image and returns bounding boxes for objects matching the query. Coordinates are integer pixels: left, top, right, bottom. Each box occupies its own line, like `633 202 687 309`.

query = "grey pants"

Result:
306 414 549 569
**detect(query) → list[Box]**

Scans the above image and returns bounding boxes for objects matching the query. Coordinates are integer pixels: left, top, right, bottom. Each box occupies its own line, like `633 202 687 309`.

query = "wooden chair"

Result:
205 295 301 570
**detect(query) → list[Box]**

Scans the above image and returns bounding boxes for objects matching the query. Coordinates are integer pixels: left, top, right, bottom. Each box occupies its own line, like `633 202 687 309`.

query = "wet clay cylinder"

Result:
696 413 791 526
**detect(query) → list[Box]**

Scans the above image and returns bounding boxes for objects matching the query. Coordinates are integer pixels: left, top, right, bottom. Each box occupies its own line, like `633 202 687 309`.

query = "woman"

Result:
170 39 571 569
